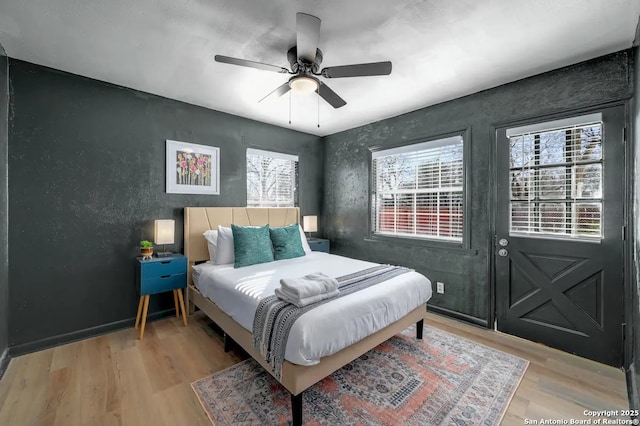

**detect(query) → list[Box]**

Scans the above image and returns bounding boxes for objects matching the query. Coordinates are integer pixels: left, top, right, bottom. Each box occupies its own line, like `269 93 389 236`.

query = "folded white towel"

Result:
275 288 340 308
279 273 339 299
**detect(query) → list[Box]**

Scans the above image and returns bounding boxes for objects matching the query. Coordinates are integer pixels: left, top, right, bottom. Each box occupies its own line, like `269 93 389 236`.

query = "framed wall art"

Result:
166 140 220 195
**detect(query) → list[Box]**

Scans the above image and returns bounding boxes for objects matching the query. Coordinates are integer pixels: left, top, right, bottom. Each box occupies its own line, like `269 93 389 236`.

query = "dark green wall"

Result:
323 51 632 323
0 43 8 372
4 48 638 392
7 59 323 353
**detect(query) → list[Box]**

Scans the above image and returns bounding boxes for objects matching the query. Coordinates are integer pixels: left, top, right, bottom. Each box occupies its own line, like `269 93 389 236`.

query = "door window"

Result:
507 114 603 240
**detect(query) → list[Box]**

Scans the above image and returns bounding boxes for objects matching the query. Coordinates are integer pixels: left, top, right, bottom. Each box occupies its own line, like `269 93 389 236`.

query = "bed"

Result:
184 207 432 425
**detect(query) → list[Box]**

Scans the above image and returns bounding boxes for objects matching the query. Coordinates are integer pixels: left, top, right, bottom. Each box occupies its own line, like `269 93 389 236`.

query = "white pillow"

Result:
298 224 312 254
216 225 235 264
203 230 218 263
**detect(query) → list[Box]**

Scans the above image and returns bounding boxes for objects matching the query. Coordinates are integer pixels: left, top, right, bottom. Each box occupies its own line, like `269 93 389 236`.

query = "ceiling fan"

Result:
214 12 392 109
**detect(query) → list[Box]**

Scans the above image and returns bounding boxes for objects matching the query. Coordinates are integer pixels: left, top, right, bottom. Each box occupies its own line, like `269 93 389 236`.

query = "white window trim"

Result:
506 112 602 138
247 148 298 163
371 135 463 158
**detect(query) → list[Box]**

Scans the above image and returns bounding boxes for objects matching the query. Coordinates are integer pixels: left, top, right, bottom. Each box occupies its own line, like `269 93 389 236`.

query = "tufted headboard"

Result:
183 207 300 284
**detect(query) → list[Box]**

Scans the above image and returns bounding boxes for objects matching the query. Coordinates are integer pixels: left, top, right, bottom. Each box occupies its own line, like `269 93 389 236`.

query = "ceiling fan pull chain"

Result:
317 91 320 128
289 90 292 125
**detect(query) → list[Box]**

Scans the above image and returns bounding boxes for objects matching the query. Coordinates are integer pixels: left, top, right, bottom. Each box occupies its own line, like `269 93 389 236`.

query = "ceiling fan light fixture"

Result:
289 76 318 94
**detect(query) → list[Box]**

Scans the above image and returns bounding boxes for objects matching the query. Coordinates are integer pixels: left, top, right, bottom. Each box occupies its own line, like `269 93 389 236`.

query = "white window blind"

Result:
372 136 464 242
247 148 299 208
508 116 603 240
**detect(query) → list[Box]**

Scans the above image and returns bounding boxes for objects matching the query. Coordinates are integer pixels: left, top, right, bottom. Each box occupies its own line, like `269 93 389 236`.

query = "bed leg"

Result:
185 287 195 315
291 392 303 426
416 319 424 341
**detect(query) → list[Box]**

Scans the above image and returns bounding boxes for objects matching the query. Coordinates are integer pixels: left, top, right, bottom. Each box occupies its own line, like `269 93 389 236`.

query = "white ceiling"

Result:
0 0 638 136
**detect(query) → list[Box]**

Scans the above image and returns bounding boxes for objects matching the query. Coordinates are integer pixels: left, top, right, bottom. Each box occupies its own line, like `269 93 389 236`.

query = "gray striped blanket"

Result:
253 265 412 379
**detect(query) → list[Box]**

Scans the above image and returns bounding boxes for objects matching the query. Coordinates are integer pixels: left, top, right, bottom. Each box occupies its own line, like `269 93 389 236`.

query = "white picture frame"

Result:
166 140 220 195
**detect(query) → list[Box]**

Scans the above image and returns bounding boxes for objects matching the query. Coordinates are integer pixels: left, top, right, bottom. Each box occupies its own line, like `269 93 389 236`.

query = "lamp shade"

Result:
303 216 317 233
154 220 175 245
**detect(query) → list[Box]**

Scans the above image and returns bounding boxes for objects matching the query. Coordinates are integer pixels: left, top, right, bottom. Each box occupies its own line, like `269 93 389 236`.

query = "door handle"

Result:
498 248 509 257
498 238 508 247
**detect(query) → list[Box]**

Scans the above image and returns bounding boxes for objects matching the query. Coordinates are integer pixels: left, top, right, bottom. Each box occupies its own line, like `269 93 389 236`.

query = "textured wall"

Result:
632 43 640 409
7 59 323 351
323 51 632 322
0 44 8 367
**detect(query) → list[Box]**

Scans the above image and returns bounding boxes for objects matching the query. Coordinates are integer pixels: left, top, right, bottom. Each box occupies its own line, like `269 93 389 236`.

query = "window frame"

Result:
246 147 299 208
367 129 472 251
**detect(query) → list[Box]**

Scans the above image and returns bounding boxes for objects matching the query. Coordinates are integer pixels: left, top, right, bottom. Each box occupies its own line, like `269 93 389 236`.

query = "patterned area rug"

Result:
192 325 528 425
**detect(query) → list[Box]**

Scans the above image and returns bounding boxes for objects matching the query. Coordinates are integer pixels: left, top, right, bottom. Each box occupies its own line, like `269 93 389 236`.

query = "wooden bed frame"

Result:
184 207 425 425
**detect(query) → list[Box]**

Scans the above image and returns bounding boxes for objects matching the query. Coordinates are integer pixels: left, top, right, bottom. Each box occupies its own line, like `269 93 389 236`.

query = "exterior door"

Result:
495 106 625 367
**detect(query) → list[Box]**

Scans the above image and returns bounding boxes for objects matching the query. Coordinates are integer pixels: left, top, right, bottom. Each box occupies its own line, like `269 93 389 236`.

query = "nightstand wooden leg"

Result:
176 289 187 327
139 295 150 339
173 290 180 318
134 296 144 329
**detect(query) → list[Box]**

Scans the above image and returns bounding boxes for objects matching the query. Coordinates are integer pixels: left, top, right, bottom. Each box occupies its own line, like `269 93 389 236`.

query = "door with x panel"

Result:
495 106 625 367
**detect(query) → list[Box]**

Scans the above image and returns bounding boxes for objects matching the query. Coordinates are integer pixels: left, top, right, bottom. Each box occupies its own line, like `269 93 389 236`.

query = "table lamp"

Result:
154 219 175 257
303 215 317 240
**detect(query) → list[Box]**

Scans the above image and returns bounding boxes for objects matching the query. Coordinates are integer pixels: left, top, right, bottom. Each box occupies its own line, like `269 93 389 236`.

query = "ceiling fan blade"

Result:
215 55 289 74
258 82 291 103
317 82 346 108
321 61 392 78
296 13 321 63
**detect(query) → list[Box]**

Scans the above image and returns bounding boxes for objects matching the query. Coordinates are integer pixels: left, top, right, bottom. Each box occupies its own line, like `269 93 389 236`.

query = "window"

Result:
507 113 603 240
247 148 298 207
371 135 464 242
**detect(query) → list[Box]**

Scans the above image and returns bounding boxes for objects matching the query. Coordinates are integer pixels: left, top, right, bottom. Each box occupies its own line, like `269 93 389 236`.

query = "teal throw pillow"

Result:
269 224 305 261
231 224 274 268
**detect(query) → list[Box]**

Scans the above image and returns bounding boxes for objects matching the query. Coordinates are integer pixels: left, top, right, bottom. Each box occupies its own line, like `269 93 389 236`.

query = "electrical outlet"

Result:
436 281 445 294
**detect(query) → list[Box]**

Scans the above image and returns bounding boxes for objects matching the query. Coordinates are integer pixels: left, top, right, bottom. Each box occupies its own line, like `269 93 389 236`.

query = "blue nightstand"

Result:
308 238 330 253
135 253 187 339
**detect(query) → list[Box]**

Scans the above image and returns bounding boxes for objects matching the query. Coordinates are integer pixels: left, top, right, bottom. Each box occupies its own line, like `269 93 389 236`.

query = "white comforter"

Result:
192 252 432 366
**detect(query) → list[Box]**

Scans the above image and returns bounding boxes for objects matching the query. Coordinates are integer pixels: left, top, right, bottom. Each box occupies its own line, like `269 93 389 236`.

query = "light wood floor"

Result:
0 312 628 425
